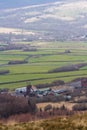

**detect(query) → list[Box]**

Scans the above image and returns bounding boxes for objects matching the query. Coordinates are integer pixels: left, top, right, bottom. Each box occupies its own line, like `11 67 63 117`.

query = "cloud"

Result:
83 25 87 29
3 0 87 23
43 0 87 21
24 17 39 23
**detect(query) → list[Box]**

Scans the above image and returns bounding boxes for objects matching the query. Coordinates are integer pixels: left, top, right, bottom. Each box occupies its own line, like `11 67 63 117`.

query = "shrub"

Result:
72 103 87 111
36 80 65 89
8 60 28 65
0 94 37 118
44 104 52 111
0 70 9 75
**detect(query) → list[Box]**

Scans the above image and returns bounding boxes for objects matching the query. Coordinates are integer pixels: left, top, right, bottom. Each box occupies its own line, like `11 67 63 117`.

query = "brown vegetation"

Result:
8 60 28 65
49 63 87 73
0 70 9 75
36 80 65 88
0 113 87 130
0 94 37 118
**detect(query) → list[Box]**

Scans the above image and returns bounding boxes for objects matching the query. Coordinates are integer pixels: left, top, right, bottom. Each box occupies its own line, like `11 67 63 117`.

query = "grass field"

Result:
0 41 87 89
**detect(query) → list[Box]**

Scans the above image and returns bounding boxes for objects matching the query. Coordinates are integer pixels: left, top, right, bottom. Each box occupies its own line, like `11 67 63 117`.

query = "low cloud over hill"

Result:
0 0 87 41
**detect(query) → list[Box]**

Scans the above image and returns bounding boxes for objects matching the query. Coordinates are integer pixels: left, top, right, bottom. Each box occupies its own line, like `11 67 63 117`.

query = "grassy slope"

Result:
1 113 87 130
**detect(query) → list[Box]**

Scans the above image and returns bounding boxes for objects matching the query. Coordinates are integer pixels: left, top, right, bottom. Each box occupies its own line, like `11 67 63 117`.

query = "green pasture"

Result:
0 73 86 89
29 54 87 63
0 54 26 60
0 68 87 83
0 41 87 89
33 41 87 49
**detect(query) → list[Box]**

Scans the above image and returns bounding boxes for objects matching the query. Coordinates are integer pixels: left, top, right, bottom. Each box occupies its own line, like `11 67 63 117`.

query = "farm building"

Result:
15 86 37 95
15 87 27 94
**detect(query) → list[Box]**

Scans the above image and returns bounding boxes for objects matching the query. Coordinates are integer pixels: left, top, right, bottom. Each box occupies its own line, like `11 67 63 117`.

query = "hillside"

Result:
1 113 87 130
0 0 87 41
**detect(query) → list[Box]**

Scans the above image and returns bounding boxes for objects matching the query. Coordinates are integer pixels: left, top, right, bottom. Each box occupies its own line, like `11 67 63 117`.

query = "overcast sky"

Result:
0 0 60 9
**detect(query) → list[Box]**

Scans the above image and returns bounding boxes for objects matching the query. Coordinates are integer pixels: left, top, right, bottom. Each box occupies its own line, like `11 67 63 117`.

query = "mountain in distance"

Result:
0 0 87 41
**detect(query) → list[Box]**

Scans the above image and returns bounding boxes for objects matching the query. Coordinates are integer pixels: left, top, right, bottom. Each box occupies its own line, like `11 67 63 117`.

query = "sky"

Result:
0 0 60 9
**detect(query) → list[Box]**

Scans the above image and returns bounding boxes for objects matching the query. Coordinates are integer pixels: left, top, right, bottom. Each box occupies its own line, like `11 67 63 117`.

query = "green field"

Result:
0 41 87 89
